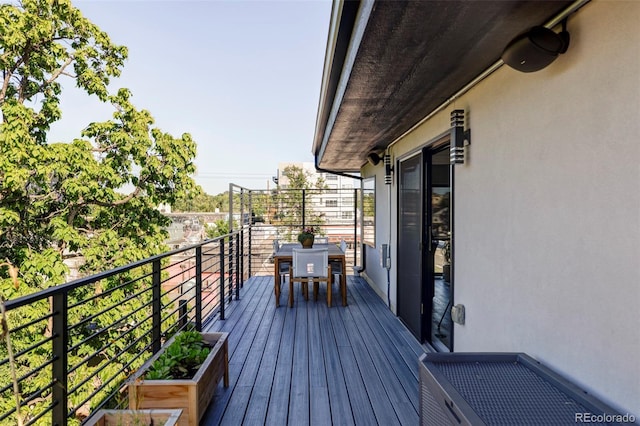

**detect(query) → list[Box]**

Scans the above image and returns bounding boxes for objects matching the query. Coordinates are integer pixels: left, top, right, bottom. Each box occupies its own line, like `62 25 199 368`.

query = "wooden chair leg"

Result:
289 280 294 308
303 281 309 300
313 281 319 301
341 276 347 306
327 277 332 308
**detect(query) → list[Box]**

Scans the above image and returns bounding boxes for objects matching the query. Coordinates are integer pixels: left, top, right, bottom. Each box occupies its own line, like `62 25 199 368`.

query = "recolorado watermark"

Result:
575 412 636 423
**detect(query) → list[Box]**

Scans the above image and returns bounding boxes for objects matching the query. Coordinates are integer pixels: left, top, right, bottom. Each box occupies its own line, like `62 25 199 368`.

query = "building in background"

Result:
276 162 359 244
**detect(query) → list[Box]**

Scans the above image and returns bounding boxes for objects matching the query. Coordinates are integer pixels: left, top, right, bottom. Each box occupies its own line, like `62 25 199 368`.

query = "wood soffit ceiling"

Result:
314 0 576 171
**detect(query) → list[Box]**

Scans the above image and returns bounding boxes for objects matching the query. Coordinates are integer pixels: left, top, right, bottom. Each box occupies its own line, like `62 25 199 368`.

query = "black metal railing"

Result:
0 229 248 425
229 185 362 275
0 185 363 425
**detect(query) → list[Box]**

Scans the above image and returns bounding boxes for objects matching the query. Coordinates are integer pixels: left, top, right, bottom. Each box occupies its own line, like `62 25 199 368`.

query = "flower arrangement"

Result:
297 226 317 243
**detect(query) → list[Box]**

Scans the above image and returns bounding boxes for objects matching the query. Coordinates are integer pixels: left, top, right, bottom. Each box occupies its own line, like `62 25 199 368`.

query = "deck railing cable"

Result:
0 186 361 425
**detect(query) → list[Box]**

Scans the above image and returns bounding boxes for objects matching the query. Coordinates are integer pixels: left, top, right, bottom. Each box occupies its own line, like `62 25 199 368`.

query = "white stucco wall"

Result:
373 1 640 417
358 168 390 303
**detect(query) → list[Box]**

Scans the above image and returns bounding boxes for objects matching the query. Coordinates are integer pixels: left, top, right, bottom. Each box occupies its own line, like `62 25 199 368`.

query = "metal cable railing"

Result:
0 186 363 425
0 230 247 426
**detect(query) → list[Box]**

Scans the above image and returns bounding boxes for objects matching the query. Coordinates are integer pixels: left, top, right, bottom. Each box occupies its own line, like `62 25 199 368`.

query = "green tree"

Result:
0 0 198 422
273 165 326 238
281 164 325 190
173 190 233 213
172 185 215 212
205 219 235 239
211 191 230 212
0 0 198 290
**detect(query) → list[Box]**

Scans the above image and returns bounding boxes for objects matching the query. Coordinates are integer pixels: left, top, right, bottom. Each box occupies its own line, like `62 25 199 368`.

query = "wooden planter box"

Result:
127 332 229 426
85 409 182 425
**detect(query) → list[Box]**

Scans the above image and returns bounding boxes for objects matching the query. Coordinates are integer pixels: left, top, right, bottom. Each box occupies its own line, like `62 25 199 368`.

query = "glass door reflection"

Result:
426 147 452 351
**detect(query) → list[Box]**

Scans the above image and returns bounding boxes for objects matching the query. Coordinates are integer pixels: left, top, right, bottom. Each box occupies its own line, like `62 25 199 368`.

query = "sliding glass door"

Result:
397 143 452 351
397 153 423 340
425 146 452 351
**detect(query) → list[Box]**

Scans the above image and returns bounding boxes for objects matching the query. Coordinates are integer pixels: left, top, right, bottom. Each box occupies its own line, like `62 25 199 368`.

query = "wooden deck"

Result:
201 275 427 425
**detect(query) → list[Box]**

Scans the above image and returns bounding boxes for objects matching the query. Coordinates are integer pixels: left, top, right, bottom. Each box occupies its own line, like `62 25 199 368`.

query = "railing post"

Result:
195 246 202 331
228 184 234 233
152 259 162 354
239 229 245 286
219 239 225 320
302 188 306 229
248 191 253 278
247 224 252 278
228 235 234 301
235 232 241 295
178 300 188 329
52 293 68 426
354 188 359 266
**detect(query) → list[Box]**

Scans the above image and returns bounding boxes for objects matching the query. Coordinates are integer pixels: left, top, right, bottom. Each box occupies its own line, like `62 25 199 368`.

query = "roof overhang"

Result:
313 0 582 172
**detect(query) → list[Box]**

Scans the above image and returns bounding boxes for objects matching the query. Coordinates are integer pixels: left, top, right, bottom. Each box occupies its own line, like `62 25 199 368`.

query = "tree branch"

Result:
0 70 12 104
90 185 142 207
44 55 73 87
1 55 26 104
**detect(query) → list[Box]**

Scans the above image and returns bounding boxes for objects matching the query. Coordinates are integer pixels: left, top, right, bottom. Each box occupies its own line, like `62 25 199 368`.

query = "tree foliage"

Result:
206 219 230 239
281 164 325 190
0 0 198 422
272 165 326 238
0 0 197 292
173 189 243 214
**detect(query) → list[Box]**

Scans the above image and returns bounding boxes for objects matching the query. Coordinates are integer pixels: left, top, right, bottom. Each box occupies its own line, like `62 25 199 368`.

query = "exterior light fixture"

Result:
450 109 468 165
501 20 570 73
384 154 393 185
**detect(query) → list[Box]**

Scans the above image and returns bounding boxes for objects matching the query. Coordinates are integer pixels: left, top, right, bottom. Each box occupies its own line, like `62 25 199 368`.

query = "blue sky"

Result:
49 0 332 195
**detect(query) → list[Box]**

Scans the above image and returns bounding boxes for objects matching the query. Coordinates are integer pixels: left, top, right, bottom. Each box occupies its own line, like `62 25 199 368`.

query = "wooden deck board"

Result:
348 282 421 412
202 275 426 425
264 295 296 426
338 306 402 426
351 278 425 369
242 304 286 425
344 295 418 424
317 301 355 426
289 300 310 425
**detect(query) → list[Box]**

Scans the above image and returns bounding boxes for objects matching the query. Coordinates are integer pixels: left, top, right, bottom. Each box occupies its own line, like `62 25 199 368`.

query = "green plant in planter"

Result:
145 331 211 380
297 226 317 244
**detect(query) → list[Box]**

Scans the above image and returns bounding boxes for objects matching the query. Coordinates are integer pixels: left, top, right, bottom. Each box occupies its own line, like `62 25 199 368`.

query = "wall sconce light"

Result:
501 20 570 73
367 152 382 166
384 154 393 185
450 109 470 165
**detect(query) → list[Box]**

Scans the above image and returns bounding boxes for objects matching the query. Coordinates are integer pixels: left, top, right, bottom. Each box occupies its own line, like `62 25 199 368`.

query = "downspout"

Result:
386 156 392 308
314 154 362 181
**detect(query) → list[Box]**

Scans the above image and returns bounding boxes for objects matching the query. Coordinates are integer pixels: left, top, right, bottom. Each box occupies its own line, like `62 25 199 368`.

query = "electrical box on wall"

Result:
380 244 391 269
451 304 465 325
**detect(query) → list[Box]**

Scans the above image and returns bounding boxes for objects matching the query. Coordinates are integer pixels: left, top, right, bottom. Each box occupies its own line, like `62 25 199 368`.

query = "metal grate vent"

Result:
419 353 625 426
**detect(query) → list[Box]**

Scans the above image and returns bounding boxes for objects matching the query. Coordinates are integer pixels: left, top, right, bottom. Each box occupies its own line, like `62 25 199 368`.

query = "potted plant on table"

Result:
297 226 317 248
127 330 229 426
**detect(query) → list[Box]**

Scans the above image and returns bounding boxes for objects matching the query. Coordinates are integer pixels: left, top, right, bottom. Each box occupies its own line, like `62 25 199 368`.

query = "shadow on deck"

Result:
200 275 426 425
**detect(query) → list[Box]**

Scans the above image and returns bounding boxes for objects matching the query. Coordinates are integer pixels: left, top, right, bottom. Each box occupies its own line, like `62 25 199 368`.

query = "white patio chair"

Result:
314 236 329 244
290 248 331 307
